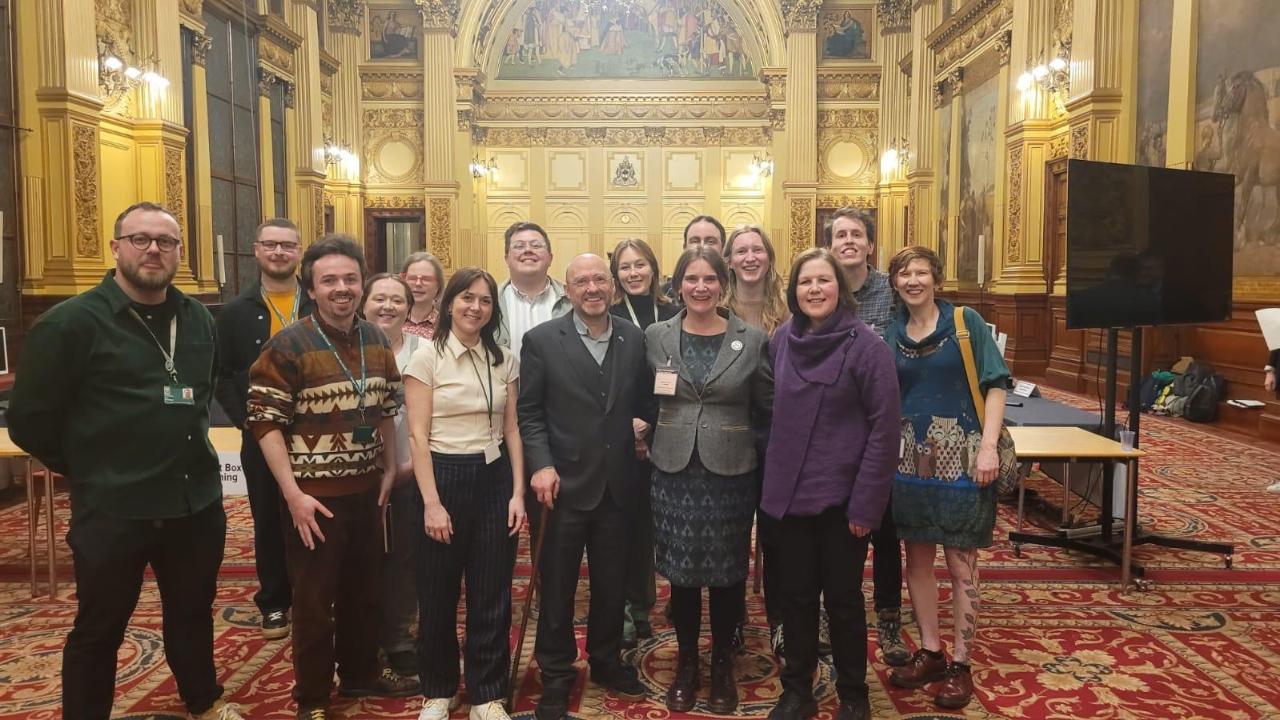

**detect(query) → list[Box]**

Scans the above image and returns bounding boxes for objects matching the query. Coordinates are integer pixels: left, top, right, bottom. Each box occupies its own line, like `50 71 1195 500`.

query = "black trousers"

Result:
775 506 872 704
63 500 226 719
757 507 784 627
670 581 744 652
240 427 291 615
870 497 903 612
534 491 629 697
623 460 656 623
416 453 517 706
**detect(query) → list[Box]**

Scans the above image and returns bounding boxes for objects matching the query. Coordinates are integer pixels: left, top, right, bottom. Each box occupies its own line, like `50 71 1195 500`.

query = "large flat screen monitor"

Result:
1066 159 1234 330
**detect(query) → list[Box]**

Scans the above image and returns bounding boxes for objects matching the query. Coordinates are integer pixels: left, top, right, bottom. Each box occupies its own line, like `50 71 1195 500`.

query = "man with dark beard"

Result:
7 202 244 719
214 218 314 641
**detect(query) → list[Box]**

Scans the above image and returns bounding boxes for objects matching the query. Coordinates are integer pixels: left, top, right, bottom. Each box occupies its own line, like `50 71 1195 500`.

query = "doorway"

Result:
364 209 426 274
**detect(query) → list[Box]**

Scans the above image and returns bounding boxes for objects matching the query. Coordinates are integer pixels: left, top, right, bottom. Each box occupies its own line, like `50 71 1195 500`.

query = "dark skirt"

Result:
651 454 757 587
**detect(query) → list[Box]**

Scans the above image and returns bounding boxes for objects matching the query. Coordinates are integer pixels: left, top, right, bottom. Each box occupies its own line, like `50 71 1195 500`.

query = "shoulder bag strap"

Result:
953 306 986 426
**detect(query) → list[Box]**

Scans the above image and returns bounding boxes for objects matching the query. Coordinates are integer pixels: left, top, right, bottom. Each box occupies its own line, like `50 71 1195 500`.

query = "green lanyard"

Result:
464 345 495 431
310 317 367 408
261 285 301 328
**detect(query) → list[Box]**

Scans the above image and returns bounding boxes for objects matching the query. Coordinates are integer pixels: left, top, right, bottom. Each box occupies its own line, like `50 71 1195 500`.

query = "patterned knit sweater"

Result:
247 314 401 497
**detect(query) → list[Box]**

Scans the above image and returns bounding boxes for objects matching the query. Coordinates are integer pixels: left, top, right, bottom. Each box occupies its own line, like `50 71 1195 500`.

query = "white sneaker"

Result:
418 697 452 720
469 700 511 720
1267 482 1280 493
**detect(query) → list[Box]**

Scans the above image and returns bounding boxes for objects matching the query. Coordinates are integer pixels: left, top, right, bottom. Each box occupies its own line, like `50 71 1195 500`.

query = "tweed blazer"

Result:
645 309 774 477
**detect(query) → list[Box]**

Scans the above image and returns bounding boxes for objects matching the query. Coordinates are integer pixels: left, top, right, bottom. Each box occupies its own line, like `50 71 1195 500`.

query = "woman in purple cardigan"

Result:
761 247 901 720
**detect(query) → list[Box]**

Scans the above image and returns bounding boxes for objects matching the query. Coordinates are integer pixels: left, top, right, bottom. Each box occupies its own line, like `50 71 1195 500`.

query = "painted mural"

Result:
369 7 422 60
820 8 872 61
1136 0 1173 168
937 101 952 272
1194 0 1280 276
957 74 998 284
495 0 754 79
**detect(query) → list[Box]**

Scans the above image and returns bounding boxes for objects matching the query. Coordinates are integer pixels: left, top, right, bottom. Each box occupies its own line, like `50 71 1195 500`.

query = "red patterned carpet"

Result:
1 391 1279 719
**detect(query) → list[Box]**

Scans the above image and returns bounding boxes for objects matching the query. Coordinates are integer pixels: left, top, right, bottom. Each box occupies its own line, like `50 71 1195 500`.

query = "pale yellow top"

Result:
403 334 519 455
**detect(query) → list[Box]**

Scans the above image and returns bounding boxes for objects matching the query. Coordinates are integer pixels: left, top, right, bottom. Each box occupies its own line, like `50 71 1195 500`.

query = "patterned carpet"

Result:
1 391 1279 719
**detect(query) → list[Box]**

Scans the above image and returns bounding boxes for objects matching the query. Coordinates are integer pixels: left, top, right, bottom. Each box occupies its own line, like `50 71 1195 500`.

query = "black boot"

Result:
666 649 699 712
706 647 738 714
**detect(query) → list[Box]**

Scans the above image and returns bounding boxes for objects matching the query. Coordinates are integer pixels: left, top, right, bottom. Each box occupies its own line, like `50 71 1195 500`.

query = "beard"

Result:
118 256 177 292
262 260 299 282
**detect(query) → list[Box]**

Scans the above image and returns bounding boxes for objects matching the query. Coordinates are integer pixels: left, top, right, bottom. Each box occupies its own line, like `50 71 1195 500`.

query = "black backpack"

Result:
1182 363 1226 423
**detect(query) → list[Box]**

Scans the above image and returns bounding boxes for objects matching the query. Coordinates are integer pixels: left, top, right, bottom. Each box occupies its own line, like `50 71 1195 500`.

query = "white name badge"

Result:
654 369 678 396
484 439 501 465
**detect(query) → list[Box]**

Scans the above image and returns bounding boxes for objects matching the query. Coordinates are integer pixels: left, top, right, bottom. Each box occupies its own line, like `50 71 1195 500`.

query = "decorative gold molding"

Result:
788 196 815 256
327 0 364 34
817 70 881 101
457 109 473 131
361 70 424 101
927 0 1013 76
933 80 946 108
818 128 879 185
72 123 101 258
907 185 917 244
180 0 203 21
314 187 325 239
191 31 212 68
416 0 460 34
258 68 278 98
323 191 336 207
760 68 787 103
365 194 425 209
878 0 911 33
165 146 186 234
319 49 340 79
769 108 786 131
319 74 334 96
259 35 296 76
817 193 876 209
994 29 1012 66
1005 144 1022 263
1070 124 1089 159
782 0 821 34
476 93 770 123
949 67 964 97
476 125 770 148
1053 0 1074 48
817 109 878 129
428 197 453 267
364 108 424 129
454 68 484 102
283 81 296 109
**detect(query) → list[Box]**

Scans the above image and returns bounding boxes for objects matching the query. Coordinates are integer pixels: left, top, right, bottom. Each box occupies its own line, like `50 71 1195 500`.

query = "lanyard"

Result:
261 285 301 328
464 345 495 430
623 294 657 327
128 309 179 383
310 317 367 407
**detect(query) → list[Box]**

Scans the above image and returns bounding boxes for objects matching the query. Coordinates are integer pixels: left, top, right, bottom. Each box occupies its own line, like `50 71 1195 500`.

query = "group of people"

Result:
6 201 1009 720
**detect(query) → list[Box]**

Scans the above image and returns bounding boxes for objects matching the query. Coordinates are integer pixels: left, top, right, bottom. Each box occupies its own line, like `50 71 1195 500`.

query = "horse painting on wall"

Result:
1195 0 1280 277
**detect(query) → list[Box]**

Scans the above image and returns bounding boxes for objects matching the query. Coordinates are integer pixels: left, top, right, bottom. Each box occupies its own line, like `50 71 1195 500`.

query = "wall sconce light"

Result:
1016 42 1071 99
99 38 170 95
880 137 910 177
469 156 497 179
323 138 355 168
749 153 774 178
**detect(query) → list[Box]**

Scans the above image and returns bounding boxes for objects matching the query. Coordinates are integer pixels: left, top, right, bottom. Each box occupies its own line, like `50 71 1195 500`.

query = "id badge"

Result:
163 384 195 405
352 425 375 443
654 369 678 396
483 439 501 465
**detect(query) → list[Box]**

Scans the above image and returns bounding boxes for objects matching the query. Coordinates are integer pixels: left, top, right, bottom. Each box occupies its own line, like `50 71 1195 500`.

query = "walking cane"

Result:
508 503 550 708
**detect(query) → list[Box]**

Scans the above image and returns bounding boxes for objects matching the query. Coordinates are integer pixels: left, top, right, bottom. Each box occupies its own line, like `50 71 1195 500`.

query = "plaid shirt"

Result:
854 266 893 339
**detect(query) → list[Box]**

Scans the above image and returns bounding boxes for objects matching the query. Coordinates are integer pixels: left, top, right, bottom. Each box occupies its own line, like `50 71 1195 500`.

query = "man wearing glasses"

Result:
495 221 571 359
214 218 314 642
7 202 244 719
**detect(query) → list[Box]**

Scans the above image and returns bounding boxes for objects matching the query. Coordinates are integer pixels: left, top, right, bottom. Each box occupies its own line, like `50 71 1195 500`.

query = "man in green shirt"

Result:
6 202 243 720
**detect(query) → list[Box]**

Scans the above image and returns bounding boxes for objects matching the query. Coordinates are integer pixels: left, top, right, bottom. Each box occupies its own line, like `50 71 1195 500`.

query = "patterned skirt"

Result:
651 454 757 587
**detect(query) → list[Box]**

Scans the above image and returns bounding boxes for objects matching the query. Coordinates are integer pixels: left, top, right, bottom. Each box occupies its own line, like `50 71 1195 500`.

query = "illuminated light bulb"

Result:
124 66 142 79
1032 64 1049 80
1016 73 1033 91
104 56 124 71
1049 57 1067 72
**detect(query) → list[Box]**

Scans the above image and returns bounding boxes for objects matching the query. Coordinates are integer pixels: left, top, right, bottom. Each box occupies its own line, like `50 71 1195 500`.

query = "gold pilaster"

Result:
906 0 941 249
188 30 217 291
781 1 819 272
421 0 460 270
258 70 278 219
878 2 912 255
325 28 363 235
1065 0 1134 162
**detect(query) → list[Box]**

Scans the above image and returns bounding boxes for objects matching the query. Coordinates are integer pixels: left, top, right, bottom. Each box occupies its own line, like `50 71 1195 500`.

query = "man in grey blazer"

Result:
518 254 655 720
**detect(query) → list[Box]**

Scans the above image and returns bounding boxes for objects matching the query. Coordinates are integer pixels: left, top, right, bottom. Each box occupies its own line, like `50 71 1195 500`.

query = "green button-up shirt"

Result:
6 271 222 521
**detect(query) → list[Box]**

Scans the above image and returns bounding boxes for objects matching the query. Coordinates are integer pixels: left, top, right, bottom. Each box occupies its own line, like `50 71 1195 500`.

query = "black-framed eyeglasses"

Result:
117 234 181 252
257 240 301 253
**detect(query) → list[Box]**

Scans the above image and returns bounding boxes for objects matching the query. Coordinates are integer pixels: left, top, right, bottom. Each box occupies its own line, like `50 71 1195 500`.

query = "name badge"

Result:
484 439 501 465
163 384 195 405
352 425 376 443
654 368 678 396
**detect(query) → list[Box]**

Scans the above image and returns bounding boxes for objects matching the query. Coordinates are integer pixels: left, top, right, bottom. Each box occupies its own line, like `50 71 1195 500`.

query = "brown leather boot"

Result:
934 661 974 709
665 649 699 712
706 650 738 714
888 648 948 689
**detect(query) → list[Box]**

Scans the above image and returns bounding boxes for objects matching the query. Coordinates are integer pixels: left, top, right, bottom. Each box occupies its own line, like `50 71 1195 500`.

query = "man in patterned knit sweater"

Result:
247 234 415 720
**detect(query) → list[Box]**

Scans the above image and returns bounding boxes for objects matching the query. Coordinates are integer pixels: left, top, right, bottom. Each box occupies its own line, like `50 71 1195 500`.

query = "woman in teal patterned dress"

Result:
883 246 1009 711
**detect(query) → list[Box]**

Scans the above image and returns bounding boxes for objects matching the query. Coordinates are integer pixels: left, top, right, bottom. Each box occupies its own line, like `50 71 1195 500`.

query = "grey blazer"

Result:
645 309 774 477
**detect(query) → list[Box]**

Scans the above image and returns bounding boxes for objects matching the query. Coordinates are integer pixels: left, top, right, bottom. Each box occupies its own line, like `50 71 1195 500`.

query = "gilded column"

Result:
780 0 820 273
760 67 788 261
187 30 218 292
455 69 483 269
258 69 278 218
877 0 912 255
906 0 941 249
326 3 365 235
1066 0 1134 162
289 0 326 244
419 0 461 270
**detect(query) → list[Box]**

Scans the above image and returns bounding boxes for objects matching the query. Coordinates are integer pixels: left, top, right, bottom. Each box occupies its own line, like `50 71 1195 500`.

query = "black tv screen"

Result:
1066 159 1234 330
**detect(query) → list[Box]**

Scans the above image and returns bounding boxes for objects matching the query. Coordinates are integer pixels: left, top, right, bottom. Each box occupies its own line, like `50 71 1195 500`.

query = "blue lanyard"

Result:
310 317 367 406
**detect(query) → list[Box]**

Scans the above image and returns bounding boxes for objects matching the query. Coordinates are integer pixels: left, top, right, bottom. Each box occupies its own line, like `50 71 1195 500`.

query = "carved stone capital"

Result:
769 108 786 131
283 81 296 108
877 0 912 33
782 0 821 33
416 0 460 33
703 126 725 144
190 31 212 68
456 108 473 132
995 29 1012 66
760 68 788 103
327 0 364 34
258 69 279 97
949 68 964 96
933 81 946 108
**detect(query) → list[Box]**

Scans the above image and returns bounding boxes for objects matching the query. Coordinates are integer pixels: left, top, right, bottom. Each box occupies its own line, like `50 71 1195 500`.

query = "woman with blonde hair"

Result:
724 225 790 336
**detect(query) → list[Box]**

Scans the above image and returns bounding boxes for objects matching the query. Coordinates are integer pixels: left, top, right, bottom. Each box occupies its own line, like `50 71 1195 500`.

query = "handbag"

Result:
953 307 1019 495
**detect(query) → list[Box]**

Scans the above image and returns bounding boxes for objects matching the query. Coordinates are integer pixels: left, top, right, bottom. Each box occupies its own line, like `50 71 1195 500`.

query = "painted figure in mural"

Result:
1212 70 1280 246
601 16 627 55
502 28 523 65
379 12 417 59
523 8 544 64
825 15 866 59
